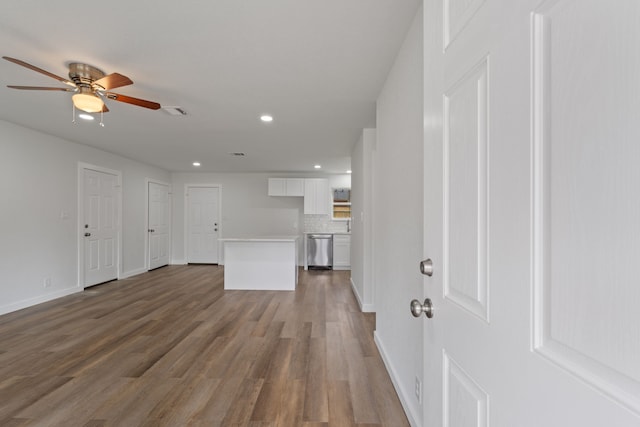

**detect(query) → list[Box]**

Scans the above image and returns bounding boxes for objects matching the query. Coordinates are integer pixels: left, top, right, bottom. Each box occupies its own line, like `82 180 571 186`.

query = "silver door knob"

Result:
420 258 433 276
410 298 434 318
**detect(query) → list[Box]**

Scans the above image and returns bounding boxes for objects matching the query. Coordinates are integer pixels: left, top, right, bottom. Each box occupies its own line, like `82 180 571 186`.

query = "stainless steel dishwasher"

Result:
307 234 333 269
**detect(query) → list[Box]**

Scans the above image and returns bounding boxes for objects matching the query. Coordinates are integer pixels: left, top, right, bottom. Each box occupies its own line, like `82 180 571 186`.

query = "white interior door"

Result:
187 186 220 264
148 181 171 270
420 0 640 425
83 168 118 287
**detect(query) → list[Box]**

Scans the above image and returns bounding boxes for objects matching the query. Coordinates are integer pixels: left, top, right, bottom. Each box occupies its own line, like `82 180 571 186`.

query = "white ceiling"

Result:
0 1 420 173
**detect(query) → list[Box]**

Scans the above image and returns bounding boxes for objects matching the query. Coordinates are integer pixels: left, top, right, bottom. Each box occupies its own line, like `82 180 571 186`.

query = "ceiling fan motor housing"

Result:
68 63 106 89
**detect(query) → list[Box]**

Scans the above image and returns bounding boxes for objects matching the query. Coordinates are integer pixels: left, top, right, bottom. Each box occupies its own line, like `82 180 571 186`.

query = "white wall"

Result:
173 173 293 264
350 128 376 311
171 172 351 265
0 122 351 315
371 7 424 426
0 119 170 315
328 174 351 190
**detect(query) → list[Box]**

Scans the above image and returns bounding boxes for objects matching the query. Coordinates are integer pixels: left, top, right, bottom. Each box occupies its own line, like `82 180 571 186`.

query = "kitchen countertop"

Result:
303 231 351 235
219 236 299 242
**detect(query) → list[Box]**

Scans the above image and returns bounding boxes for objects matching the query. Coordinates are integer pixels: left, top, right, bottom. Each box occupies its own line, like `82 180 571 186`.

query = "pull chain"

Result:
72 104 76 123
100 110 104 127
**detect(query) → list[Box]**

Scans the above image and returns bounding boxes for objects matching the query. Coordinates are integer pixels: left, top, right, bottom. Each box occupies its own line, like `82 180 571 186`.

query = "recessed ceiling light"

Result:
314 165 322 169
78 113 94 121
192 162 201 167
346 170 352 174
260 115 273 122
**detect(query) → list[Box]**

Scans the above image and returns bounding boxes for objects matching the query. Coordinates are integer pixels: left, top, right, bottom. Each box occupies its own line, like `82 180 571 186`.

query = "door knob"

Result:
84 232 91 237
410 298 434 318
420 258 433 276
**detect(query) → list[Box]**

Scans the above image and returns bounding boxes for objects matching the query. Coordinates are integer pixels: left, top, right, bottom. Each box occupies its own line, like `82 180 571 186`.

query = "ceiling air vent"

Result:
162 106 187 116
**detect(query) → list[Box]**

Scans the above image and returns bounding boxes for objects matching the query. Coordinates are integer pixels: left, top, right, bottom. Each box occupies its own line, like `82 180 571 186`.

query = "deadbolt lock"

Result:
420 258 433 276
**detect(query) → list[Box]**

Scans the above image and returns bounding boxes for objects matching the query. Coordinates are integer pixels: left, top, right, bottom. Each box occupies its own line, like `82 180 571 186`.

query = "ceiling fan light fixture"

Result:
72 88 104 113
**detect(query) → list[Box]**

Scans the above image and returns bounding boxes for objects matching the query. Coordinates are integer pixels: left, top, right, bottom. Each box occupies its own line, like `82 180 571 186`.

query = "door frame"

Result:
146 178 172 270
77 162 122 289
184 183 223 264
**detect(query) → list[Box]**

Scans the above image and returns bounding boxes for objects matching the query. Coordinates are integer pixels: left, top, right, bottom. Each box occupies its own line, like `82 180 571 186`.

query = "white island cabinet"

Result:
220 236 299 290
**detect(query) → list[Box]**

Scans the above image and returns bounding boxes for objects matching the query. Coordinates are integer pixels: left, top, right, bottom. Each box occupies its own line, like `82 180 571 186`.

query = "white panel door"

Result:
83 168 118 287
148 181 171 270
187 186 220 264
421 0 640 425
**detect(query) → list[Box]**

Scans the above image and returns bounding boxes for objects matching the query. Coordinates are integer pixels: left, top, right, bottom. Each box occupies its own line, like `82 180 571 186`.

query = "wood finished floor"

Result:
0 266 410 427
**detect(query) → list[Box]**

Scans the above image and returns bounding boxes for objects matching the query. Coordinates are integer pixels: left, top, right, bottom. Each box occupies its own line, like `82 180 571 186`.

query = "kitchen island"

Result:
219 236 299 290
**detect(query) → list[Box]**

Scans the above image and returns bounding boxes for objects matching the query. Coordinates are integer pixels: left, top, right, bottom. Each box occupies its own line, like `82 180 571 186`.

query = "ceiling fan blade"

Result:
105 92 161 110
2 56 76 88
94 73 133 90
7 85 76 91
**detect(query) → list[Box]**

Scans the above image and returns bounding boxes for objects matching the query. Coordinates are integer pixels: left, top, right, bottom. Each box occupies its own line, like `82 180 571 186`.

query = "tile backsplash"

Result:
304 215 349 233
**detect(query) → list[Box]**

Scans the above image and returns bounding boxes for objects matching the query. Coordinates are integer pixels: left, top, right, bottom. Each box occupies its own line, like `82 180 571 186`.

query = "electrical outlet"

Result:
415 376 422 403
43 278 51 288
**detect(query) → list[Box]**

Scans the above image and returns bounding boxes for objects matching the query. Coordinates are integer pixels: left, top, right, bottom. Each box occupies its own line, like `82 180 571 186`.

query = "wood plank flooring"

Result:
0 266 410 427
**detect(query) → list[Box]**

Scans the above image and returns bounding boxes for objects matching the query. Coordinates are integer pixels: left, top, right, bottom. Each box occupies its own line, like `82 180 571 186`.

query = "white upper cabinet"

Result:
304 178 330 215
286 178 305 196
268 178 305 196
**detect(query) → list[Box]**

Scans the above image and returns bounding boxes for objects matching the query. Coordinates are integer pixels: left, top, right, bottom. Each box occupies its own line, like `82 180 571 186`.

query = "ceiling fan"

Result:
2 56 161 113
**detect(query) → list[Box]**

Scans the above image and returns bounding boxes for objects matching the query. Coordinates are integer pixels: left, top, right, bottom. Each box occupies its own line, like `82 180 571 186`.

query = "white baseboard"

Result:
350 277 375 312
120 267 147 279
374 331 421 427
350 277 365 309
360 301 375 312
169 260 225 266
0 287 82 316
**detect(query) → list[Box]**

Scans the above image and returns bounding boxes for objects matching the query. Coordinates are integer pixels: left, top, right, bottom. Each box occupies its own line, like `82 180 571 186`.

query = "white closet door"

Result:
83 168 118 287
187 186 220 264
148 181 171 270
